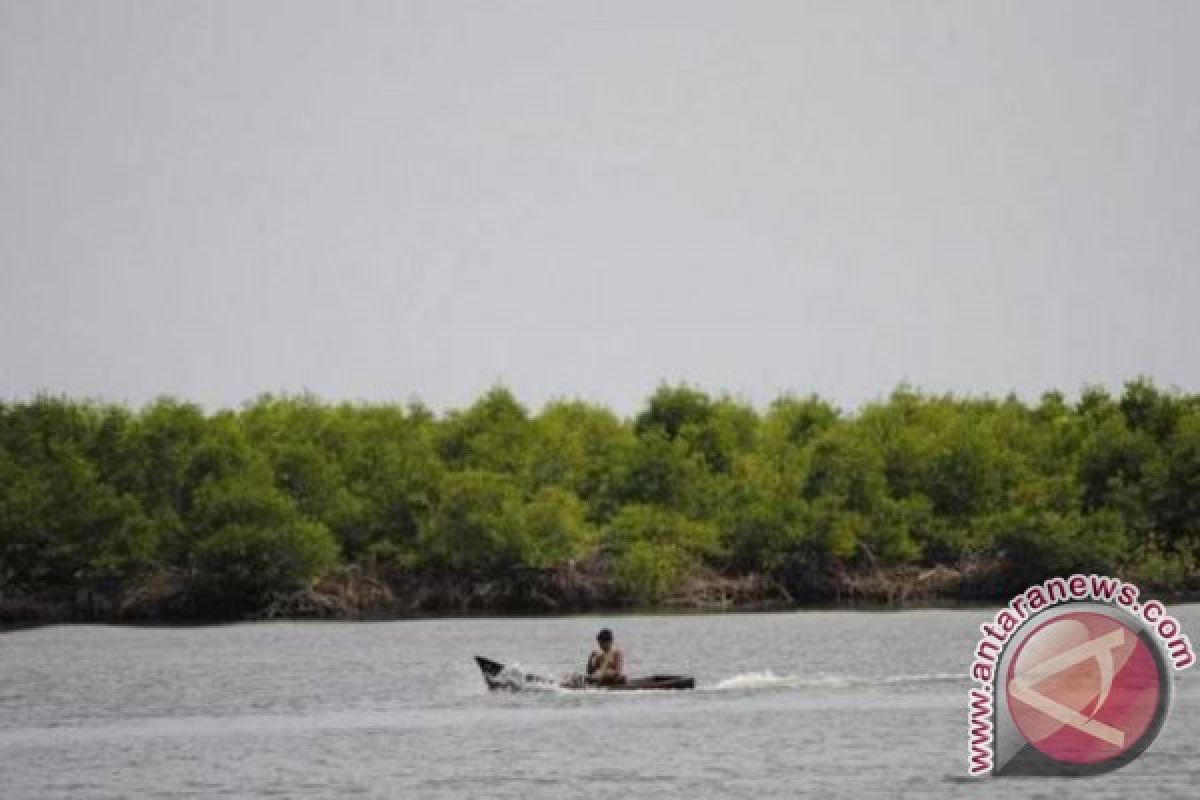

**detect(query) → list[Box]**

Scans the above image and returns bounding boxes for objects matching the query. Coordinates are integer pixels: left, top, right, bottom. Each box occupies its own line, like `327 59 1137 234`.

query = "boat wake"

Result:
708 670 963 691
484 661 963 694
491 664 561 692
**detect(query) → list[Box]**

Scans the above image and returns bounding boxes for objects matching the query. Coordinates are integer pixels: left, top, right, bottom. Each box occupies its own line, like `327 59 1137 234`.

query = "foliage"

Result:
606 504 718 603
2 378 1200 612
418 469 526 571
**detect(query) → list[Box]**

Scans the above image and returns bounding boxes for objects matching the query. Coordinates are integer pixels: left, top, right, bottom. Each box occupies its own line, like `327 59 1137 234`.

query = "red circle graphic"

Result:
1006 611 1162 765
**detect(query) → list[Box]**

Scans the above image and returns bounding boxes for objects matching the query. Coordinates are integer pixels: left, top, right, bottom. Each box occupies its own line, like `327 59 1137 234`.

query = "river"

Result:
2 608 1198 798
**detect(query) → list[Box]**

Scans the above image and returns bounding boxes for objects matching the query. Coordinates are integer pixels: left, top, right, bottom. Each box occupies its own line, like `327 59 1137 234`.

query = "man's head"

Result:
597 628 613 651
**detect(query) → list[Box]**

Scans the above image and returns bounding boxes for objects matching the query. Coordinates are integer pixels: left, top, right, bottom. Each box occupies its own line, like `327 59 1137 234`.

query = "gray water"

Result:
2 608 1198 799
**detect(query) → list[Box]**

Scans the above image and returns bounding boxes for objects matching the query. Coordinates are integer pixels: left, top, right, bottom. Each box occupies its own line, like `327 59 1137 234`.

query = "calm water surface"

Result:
2 608 1198 799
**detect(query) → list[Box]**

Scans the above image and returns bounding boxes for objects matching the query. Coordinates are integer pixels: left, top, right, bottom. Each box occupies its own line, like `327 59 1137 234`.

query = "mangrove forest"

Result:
1 379 1198 622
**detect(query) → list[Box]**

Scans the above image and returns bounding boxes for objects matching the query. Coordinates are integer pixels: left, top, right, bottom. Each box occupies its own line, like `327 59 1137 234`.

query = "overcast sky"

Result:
1 1 1197 415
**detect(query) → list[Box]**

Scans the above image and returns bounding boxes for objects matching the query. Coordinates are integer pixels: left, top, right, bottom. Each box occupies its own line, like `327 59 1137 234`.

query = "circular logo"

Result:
1005 607 1170 773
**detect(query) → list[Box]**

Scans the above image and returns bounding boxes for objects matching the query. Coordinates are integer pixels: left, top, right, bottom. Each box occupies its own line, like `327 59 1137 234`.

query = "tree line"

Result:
1 380 1197 616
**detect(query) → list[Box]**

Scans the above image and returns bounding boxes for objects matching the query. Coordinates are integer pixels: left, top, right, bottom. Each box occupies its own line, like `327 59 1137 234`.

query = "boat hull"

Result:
474 656 695 691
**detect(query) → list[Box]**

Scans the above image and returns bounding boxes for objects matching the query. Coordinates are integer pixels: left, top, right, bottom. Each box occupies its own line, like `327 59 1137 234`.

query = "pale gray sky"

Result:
2 1 1197 414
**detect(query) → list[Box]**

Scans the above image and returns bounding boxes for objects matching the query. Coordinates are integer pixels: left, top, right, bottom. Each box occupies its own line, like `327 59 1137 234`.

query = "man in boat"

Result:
586 628 625 686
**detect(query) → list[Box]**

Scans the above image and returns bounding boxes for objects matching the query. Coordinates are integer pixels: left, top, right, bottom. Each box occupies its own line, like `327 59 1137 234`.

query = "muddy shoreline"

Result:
5 559 1196 628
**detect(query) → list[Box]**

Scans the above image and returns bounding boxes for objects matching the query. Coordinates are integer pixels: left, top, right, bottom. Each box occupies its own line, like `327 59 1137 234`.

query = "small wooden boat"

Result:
475 656 695 691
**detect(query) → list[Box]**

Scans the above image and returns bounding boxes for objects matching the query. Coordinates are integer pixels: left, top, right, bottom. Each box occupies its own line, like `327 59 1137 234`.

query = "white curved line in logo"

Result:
1008 628 1127 747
